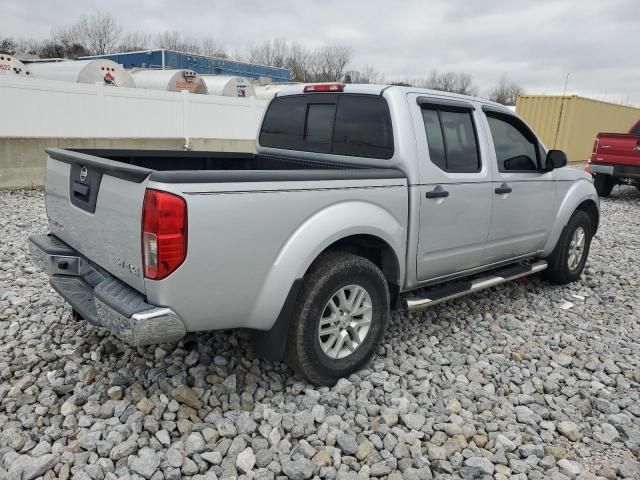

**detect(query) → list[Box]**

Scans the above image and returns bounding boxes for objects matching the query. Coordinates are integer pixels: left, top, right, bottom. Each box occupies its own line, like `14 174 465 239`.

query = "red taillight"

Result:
142 189 187 280
303 83 345 93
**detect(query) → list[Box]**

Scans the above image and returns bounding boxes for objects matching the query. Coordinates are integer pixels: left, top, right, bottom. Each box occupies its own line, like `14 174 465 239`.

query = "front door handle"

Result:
495 185 513 194
425 189 449 199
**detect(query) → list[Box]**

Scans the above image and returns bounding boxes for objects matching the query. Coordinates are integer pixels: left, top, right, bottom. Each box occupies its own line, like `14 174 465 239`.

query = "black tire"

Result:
545 210 593 284
594 173 614 197
286 251 389 385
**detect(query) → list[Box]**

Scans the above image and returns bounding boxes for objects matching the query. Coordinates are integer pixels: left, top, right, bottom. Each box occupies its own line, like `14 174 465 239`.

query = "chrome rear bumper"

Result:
29 233 186 346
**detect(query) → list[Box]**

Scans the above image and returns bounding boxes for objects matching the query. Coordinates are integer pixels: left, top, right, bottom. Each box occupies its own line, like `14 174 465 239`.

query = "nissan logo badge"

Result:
80 166 88 182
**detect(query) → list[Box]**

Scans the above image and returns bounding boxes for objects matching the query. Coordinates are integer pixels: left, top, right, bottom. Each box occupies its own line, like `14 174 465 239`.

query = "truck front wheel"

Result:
286 251 389 385
594 173 615 197
545 210 593 284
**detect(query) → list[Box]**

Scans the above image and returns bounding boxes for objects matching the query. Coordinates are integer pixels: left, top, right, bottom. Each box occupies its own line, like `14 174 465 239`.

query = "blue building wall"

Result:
80 50 291 83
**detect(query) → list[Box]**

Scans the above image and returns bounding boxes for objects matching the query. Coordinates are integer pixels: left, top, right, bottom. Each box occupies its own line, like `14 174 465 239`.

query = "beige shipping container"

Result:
516 95 640 163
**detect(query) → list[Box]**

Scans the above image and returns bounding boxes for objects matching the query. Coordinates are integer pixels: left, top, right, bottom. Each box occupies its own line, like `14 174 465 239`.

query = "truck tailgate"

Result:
44 149 152 293
593 133 640 167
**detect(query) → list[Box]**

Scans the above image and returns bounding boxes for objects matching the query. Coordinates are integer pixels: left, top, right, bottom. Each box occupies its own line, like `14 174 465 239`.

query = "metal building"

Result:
80 50 291 83
517 95 640 163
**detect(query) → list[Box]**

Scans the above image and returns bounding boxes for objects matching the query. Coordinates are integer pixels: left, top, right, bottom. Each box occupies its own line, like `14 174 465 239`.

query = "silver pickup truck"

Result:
30 83 599 385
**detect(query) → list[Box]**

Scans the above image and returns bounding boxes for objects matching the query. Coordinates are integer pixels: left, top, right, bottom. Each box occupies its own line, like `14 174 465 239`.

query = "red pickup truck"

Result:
587 119 640 196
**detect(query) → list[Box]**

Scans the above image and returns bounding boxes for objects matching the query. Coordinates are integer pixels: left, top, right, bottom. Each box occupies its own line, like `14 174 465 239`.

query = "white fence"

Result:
0 76 268 141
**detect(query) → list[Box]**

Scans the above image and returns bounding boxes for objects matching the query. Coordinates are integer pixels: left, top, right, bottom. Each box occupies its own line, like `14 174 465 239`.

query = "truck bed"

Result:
49 148 404 183
43 148 407 307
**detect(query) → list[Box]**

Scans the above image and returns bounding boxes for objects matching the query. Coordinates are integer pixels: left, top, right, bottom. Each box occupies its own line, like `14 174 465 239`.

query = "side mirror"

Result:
545 150 567 171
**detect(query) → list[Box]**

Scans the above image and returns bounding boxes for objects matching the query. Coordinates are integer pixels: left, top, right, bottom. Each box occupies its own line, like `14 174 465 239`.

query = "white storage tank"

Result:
0 53 30 76
201 75 255 97
131 69 208 94
254 83 300 100
27 59 135 87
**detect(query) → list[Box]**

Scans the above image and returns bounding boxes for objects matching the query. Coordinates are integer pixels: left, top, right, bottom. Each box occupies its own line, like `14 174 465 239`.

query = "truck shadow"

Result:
93 272 586 396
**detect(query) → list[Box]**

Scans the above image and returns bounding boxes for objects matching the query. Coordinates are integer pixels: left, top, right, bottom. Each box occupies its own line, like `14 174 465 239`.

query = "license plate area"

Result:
69 164 103 213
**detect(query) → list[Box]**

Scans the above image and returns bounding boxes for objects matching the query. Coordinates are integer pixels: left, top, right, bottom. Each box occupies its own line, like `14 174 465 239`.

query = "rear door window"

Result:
259 94 394 159
421 106 481 172
421 109 446 170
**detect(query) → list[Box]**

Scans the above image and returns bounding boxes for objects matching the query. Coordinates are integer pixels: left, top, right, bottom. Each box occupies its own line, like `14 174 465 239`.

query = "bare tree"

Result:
244 38 352 82
488 74 523 105
246 38 289 68
345 65 385 84
418 70 479 95
82 12 121 54
53 11 121 55
201 37 227 58
155 31 200 53
391 71 479 95
287 42 313 82
454 73 478 96
52 23 85 52
424 70 456 91
14 38 44 55
390 80 412 87
312 46 352 82
0 37 17 54
38 42 67 59
118 32 151 52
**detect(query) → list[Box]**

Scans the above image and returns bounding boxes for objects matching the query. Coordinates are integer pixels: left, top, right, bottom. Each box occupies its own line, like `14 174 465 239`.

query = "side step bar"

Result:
404 260 548 311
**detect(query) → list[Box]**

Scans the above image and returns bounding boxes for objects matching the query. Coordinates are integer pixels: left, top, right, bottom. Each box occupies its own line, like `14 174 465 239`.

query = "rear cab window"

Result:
259 94 394 159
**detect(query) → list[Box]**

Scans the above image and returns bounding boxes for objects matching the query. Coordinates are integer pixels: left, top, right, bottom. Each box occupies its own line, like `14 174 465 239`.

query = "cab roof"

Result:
274 83 509 111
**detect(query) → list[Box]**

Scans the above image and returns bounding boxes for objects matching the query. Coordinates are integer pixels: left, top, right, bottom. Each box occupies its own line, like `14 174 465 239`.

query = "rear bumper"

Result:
29 233 186 346
590 162 640 180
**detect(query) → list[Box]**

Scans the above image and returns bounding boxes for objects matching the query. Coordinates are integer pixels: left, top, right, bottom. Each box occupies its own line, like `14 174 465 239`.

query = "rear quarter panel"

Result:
144 178 408 331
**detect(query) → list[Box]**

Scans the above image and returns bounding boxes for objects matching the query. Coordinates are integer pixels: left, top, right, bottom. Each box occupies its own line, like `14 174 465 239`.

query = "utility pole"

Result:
553 73 570 148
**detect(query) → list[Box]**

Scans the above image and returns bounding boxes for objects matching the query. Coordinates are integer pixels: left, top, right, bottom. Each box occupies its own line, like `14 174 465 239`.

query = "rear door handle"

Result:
495 185 512 194
425 189 449 199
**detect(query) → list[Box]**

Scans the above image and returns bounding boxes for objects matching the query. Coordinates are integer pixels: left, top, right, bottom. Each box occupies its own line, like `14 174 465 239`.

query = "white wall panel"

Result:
0 76 267 140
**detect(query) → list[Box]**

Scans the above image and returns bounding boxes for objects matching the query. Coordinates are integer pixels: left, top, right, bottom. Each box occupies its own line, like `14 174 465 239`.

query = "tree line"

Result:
1 11 523 105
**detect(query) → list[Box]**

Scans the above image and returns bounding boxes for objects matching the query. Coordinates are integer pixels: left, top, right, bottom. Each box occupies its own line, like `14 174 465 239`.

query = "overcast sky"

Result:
4 0 639 104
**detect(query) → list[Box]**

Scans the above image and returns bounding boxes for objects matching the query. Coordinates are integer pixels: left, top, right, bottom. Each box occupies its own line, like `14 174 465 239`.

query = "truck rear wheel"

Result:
545 210 593 284
594 173 614 197
286 251 389 385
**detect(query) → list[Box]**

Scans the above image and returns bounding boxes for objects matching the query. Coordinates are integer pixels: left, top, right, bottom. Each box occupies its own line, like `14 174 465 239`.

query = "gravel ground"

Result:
1 187 639 480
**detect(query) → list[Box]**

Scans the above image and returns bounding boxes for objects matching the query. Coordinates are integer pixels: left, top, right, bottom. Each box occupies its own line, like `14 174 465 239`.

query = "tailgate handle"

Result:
72 181 90 200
